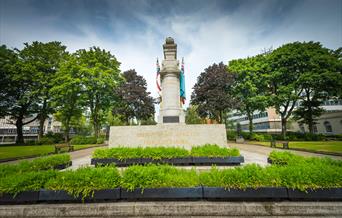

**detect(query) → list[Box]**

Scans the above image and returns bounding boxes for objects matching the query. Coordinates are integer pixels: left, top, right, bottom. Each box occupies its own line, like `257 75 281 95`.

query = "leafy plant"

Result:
122 164 199 191
0 154 71 177
45 166 121 199
0 170 57 196
190 144 240 157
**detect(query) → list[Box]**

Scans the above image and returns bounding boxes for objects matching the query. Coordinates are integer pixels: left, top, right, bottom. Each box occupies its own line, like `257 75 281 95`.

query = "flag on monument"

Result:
156 58 162 97
180 57 186 104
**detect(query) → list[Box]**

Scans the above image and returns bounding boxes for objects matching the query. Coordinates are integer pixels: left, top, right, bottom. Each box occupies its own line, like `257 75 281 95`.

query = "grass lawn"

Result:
250 140 342 154
0 144 101 160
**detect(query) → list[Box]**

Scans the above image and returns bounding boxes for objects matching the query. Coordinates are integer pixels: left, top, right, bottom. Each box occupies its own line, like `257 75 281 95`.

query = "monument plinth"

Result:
109 37 227 148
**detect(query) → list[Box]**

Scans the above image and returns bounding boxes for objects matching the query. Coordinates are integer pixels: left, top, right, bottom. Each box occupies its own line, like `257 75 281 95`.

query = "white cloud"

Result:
1 0 341 119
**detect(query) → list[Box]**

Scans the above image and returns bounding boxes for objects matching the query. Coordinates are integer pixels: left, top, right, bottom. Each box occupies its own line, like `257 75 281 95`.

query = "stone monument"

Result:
109 37 227 149
158 37 185 124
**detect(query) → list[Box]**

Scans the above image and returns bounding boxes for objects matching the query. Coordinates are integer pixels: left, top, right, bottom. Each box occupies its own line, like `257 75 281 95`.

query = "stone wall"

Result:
1 201 341 217
109 124 227 149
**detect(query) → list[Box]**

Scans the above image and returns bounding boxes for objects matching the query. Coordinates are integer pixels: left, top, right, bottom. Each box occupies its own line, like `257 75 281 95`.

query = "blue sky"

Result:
1 0 341 110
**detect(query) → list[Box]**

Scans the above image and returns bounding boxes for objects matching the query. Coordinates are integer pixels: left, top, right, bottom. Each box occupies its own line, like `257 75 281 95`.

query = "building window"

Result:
324 121 333 133
313 125 318 133
299 124 305 133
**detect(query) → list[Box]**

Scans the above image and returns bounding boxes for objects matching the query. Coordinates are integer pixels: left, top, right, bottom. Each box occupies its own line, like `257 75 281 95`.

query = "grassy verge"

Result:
0 144 103 160
249 140 342 154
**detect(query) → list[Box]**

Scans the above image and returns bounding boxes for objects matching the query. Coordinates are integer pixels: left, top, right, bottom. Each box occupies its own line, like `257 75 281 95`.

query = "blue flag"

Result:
180 58 186 104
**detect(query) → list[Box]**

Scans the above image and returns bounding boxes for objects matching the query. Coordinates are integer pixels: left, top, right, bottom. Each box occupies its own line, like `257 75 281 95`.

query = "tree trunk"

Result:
15 118 24 144
281 116 287 140
64 119 70 143
38 115 45 140
93 118 99 139
38 100 48 140
247 112 253 136
306 92 314 134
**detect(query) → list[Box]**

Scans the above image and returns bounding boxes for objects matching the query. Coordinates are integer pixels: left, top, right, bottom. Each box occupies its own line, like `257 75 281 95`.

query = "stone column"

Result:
158 37 185 124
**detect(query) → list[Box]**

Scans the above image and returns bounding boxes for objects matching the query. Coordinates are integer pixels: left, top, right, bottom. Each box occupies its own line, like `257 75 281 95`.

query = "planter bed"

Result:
91 156 244 166
38 188 121 203
0 191 39 204
53 161 72 170
192 156 244 166
287 188 342 201
1 187 341 204
203 187 288 201
120 187 203 201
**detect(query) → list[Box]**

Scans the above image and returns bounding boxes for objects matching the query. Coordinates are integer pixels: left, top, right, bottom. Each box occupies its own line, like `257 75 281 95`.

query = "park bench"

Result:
270 140 289 149
54 144 74 154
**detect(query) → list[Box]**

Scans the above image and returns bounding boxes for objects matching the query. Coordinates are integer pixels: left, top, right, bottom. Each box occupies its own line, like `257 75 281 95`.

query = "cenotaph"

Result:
109 37 227 149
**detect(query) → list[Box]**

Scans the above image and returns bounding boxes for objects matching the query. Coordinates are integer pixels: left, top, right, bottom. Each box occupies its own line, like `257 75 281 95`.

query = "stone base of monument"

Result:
108 124 227 149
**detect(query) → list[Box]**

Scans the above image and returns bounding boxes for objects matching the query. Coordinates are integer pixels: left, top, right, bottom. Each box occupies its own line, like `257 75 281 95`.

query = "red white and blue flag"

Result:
180 58 186 104
156 58 162 97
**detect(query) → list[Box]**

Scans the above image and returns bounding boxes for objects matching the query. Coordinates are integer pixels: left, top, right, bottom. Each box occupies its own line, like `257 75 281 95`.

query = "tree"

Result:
76 47 122 138
113 69 155 124
185 105 204 124
0 45 40 144
191 62 238 124
228 55 270 135
290 43 342 133
50 55 85 142
19 41 67 139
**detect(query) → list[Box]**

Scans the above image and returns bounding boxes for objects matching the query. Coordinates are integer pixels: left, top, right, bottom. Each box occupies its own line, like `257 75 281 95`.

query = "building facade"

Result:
229 99 342 135
0 116 62 144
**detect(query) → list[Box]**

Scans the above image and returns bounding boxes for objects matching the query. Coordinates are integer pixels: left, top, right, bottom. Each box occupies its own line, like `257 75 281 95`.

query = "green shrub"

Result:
35 137 55 145
45 132 65 143
268 151 342 167
199 163 342 191
226 131 237 141
0 170 57 195
122 164 199 191
70 136 97 145
92 145 239 159
190 144 240 157
200 164 280 189
45 166 121 199
0 154 71 177
96 137 105 144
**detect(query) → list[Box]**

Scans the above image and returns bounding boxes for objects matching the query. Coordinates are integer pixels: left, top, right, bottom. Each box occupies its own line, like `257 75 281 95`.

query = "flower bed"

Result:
0 154 72 177
91 144 243 166
0 161 341 203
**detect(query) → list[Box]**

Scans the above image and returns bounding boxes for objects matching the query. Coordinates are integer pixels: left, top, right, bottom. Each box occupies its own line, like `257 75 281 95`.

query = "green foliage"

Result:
0 154 70 177
190 144 240 157
228 54 270 134
44 132 64 143
226 131 237 141
113 69 155 125
70 135 104 145
76 47 122 138
35 137 55 145
191 62 238 123
185 105 204 124
45 166 121 199
92 145 240 159
93 147 190 160
200 162 342 191
0 170 57 195
122 164 199 191
51 54 85 142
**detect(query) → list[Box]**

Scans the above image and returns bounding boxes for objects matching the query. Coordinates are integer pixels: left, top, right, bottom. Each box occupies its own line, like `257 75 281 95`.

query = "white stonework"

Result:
109 124 227 149
158 37 185 124
108 37 227 148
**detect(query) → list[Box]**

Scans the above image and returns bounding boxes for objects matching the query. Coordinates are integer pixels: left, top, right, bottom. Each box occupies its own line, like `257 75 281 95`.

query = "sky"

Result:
1 0 341 112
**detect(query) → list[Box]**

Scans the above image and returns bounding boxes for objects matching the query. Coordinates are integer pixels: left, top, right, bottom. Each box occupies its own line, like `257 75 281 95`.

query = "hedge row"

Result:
70 136 105 145
268 151 342 167
0 154 71 177
92 144 240 160
1 160 341 199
